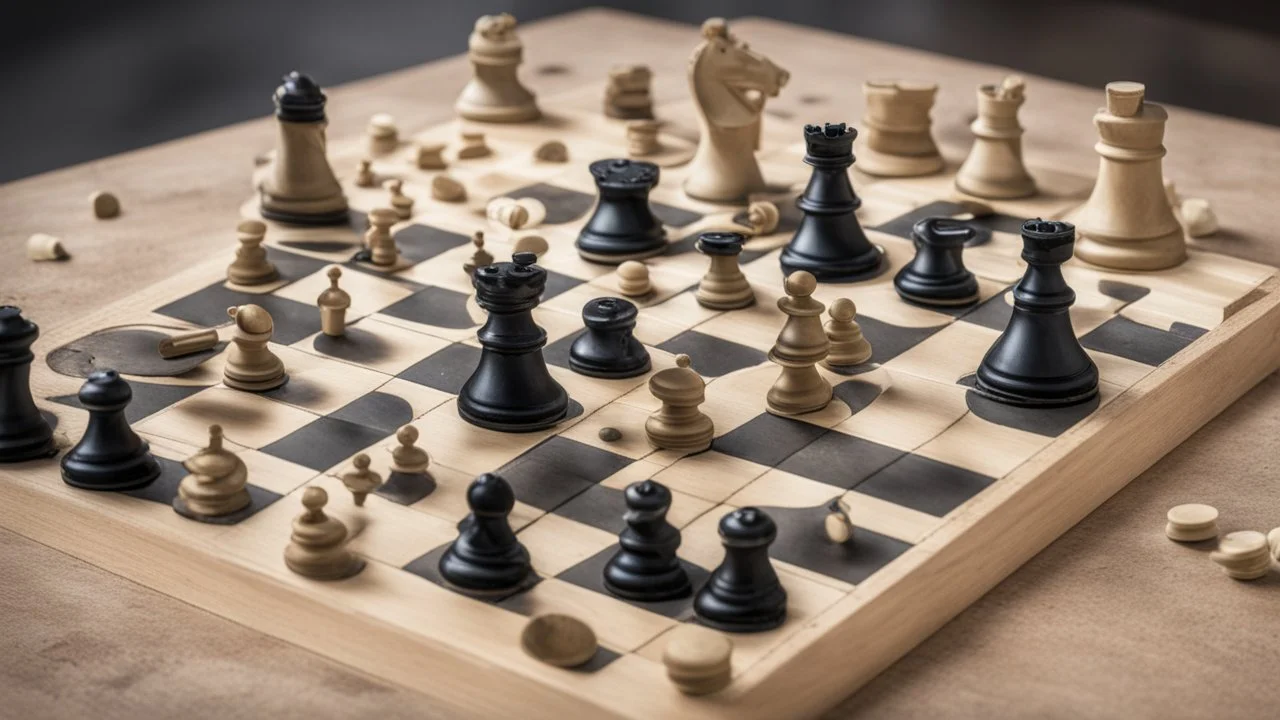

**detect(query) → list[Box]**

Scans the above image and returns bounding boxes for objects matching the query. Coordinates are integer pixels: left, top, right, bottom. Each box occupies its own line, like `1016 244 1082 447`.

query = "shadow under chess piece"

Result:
767 272 832 416
569 297 651 379
603 480 692 601
226 220 278 286
894 217 980 307
175 424 251 520
858 80 944 178
684 18 789 203
284 486 365 580
695 232 754 310
259 71 348 226
223 305 286 392
576 159 667 264
455 13 540 123
955 76 1036 200
975 219 1099 407
0 306 56 463
61 370 160 491
694 507 787 632
438 473 532 593
645 354 714 454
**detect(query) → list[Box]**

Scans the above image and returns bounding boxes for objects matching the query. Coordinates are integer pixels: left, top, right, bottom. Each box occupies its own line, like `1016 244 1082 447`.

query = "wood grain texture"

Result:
3 9 1280 720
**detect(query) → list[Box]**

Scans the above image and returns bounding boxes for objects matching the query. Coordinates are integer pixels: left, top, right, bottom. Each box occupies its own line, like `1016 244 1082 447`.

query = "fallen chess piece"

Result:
746 200 779 236
824 498 855 543
90 190 120 219
456 131 492 159
431 175 467 202
158 328 220 359
512 234 548 258
175 424 251 521
521 614 598 668
341 453 383 507
486 197 530 229
26 233 69 262
415 142 447 170
1182 198 1218 237
285 486 365 580
1210 531 1271 580
533 140 568 163
367 113 398 155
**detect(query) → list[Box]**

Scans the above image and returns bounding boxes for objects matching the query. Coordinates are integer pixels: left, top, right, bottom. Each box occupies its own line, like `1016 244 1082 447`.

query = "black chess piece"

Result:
569 297 651 379
780 123 884 282
576 158 667 264
975 219 1099 407
894 217 980 306
458 252 569 432
60 370 160 491
0 307 56 463
438 473 532 593
694 507 787 633
603 480 692 602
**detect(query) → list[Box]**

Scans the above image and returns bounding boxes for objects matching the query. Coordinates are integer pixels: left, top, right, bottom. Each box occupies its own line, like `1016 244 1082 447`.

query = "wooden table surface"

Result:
2 9 1278 719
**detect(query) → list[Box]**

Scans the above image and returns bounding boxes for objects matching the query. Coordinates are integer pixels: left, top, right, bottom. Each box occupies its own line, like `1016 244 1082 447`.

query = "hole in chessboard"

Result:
46 326 226 379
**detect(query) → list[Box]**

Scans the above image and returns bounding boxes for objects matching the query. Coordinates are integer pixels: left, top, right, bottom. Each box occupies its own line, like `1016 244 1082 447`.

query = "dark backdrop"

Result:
3 0 1278 183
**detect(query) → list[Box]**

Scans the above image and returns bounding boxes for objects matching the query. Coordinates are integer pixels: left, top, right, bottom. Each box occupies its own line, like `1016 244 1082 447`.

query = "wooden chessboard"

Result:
5 26 1280 720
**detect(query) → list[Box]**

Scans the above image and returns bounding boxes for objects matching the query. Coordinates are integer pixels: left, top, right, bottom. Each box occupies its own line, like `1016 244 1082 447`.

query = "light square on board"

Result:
518 511 618 578
830 369 970 452
257 345 392 416
133 385 318 450
882 320 1001 386
273 264 418 318
293 315 454 377
651 451 771 505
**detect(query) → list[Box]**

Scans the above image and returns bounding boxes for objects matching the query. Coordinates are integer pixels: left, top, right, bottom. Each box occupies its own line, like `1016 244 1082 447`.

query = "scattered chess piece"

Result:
521 614 599 668
462 231 494 275
824 498 854 543
223 304 287 392
0 307 56 463
26 233 68 261
1165 503 1219 542
781 123 883 281
662 625 733 696
365 207 400 267
226 219 278 286
1074 82 1186 271
158 328 219 359
458 253 569 431
341 453 383 507
354 158 376 187
645 354 714 454
438 473 533 592
385 178 414 220
486 197 529 229
767 272 832 416
627 120 661 157
90 190 120 219
684 18 789 203
455 13 540 123
694 507 787 632
1182 198 1218 237
367 113 398 155
1268 528 1280 562
603 480 692 601
894 217 980 307
605 65 655 119
415 142 448 170
746 200 779 236
60 370 160 491
955 76 1036 199
822 299 872 369
616 261 652 298
1210 531 1272 581
431 175 467 202
534 140 568 163
975 219 1099 407
858 80 944 177
317 266 351 337
456 131 493 160
695 232 754 310
512 234 548 258
175 424 251 520
259 72 348 225
513 197 546 227
577 159 666 264
569 297 651 379
379 424 435 504
284 486 365 580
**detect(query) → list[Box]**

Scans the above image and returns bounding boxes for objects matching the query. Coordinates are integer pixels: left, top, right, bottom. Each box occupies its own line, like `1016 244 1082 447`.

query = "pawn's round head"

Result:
352 453 371 471
784 271 817 298
397 425 419 447
327 265 342 283
472 231 485 248
383 178 403 193
236 219 267 240
468 472 515 515
208 423 224 449
618 260 649 280
229 304 273 334
829 297 856 322
302 486 328 511
674 353 691 370
626 479 672 513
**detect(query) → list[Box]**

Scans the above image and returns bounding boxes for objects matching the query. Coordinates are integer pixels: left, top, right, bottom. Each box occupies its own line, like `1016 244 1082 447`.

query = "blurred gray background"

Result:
3 0 1278 183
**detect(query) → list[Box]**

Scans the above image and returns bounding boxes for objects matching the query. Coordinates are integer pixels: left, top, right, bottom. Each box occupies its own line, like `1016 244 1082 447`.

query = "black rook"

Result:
576 158 667 264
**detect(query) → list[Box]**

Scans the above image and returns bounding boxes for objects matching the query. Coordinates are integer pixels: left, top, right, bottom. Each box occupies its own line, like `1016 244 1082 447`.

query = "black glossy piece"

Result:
0 307 56 462
603 480 692 602
458 252 569 432
60 370 160 491
273 71 326 123
975 219 1100 407
780 123 884 281
694 507 788 633
576 159 667 263
893 217 980 306
438 473 532 592
568 297 651 379
697 231 747 257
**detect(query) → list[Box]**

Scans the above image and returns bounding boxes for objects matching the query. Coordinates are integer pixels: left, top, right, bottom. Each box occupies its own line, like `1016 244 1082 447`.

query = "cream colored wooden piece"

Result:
955 76 1036 199
367 113 399 155
463 231 494 275
158 328 219 359
533 140 568 162
26 233 68 261
824 499 855 544
616 261 652 298
521 614 599 668
605 65 654 120
1182 198 1218 237
695 240 754 310
1073 82 1187 271
684 18 789 203
662 625 733 695
316 266 351 337
259 108 347 221
431 175 467 202
1209 531 1271 580
177 424 251 518
646 354 714 453
385 179 414 220
512 235 549 258
390 426 430 474
415 142 448 170
90 190 120 219
1164 503 1219 542
822 298 873 369
858 80 944 177
354 159 376 187
341 454 383 507
456 131 493 159
455 13 540 123
767 272 832 416
746 201 779 236
1268 528 1280 562
223 304 286 392
486 197 530 229
627 120 662 157
226 219 278 286
363 207 400 267
284 487 365 580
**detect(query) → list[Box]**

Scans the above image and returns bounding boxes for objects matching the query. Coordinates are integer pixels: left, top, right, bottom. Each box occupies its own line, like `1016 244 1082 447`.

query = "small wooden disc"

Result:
1269 527 1280 561
512 234 549 258
598 427 622 442
90 191 120 219
521 614 598 668
1165 503 1219 542
662 624 732 696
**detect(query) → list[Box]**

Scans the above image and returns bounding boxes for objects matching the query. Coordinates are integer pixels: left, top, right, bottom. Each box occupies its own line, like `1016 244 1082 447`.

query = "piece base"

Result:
1074 231 1188 272
779 245 886 283
972 377 1100 409
259 205 351 227
857 148 945 178
223 373 289 393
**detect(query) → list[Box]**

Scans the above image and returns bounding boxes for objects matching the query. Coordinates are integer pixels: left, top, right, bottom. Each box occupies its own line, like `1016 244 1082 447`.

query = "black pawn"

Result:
780 123 884 282
60 370 160 491
976 219 1099 407
458 252 569 432
438 473 532 593
603 480 691 602
576 158 667 264
894 217 980 306
0 307 56 463
694 507 787 633
569 297 651 379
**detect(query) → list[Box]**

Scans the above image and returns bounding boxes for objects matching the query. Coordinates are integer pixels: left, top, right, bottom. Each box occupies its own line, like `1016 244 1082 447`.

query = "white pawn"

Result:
645 354 714 454
385 179 414 220
317 266 351 337
767 272 832 416
616 261 652 298
341 453 383 507
365 207 399 267
226 220 278 286
822 298 872 369
175 424 250 520
284 487 365 580
223 304 286 392
455 14 540 123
